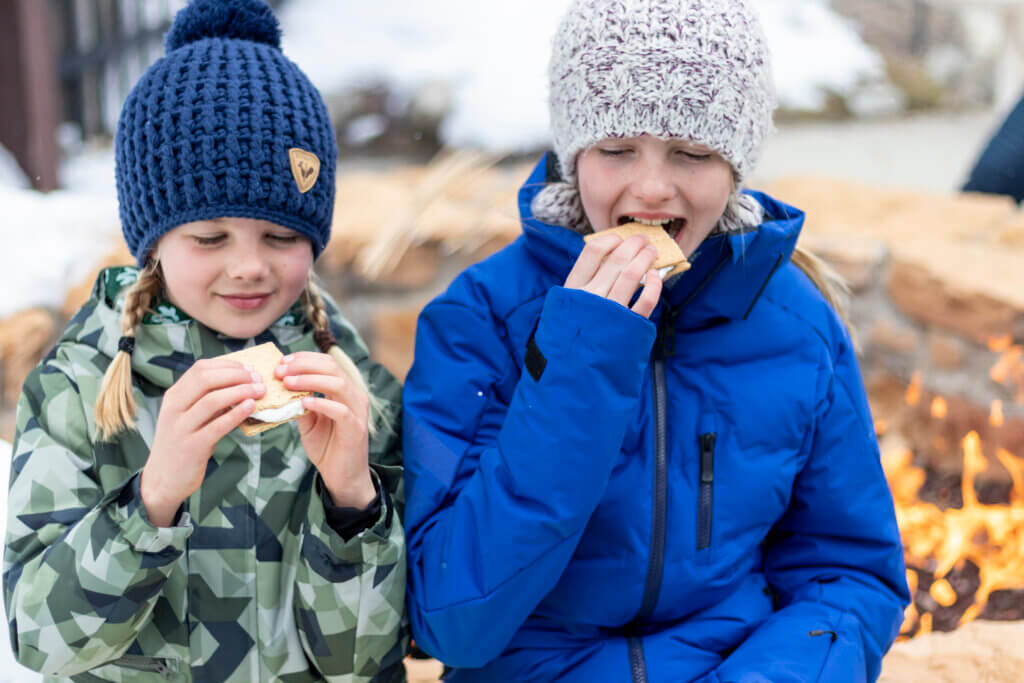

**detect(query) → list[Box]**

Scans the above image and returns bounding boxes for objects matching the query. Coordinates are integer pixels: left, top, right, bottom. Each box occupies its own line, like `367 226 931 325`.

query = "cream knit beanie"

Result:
533 0 776 234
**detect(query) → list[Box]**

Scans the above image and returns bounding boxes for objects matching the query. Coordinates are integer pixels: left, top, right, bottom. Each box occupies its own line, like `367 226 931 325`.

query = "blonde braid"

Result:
94 264 162 440
302 277 386 436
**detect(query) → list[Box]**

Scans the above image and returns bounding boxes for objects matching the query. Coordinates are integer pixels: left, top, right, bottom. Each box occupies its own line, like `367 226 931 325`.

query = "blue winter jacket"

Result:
403 155 910 682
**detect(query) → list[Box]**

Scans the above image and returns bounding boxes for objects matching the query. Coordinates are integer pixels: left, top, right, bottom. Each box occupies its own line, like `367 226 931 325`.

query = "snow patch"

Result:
280 0 887 152
0 186 121 319
0 145 29 190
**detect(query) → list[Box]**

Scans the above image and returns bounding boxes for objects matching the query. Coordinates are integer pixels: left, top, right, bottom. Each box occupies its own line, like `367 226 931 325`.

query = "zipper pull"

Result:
700 433 716 483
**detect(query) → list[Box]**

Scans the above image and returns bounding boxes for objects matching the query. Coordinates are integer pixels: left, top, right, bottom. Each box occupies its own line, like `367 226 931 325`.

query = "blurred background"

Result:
2 1 1024 681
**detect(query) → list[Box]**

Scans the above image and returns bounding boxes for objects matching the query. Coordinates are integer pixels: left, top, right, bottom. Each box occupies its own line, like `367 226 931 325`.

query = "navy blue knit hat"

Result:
115 0 337 265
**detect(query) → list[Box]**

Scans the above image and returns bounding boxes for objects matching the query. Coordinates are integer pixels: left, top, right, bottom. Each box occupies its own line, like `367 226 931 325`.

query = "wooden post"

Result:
0 0 60 191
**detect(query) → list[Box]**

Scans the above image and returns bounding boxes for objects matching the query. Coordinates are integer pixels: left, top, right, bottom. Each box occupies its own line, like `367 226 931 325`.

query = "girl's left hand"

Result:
275 351 376 509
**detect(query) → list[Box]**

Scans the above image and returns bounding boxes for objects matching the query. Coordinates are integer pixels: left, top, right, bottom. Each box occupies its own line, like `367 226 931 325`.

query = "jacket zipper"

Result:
698 432 717 550
627 636 648 682
108 655 175 678
628 360 670 683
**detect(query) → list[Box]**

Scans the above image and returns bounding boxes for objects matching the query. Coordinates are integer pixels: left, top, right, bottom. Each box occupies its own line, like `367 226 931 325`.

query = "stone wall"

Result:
2 164 1022 489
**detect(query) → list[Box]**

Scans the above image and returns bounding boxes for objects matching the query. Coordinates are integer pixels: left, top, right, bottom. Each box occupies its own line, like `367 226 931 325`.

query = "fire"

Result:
991 400 1004 428
886 342 1024 638
886 433 1024 636
904 371 923 406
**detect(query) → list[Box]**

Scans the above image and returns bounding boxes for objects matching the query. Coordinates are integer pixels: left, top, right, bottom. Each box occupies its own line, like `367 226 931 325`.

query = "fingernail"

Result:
250 372 262 383
244 363 254 372
282 354 294 362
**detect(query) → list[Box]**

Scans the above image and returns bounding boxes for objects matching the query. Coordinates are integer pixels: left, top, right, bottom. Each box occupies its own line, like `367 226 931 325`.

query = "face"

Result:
576 134 734 258
155 217 313 339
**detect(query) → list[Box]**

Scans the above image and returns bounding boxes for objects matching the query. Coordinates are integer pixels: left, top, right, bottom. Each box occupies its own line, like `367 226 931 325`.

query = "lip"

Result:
219 293 272 311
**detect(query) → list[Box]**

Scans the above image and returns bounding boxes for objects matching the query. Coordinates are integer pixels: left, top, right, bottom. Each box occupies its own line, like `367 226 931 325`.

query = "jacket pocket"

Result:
696 413 717 563
104 655 178 679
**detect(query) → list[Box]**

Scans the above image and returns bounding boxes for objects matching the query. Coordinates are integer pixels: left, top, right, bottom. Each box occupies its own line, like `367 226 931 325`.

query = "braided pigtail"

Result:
302 277 387 436
94 264 162 440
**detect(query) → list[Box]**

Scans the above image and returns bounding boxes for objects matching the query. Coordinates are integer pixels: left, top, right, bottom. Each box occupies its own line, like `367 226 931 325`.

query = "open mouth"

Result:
618 215 687 239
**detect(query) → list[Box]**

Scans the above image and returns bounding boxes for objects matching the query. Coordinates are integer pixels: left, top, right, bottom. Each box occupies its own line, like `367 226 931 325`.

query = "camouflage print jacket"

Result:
3 267 407 682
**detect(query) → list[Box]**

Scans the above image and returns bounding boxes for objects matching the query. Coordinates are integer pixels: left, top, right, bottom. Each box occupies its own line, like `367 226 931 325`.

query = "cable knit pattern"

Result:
548 0 775 184
115 0 337 265
533 0 774 235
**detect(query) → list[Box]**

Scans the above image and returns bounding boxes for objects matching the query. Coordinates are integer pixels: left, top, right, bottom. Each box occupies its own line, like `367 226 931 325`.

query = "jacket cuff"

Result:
535 287 656 368
107 472 192 557
306 468 393 564
319 472 383 541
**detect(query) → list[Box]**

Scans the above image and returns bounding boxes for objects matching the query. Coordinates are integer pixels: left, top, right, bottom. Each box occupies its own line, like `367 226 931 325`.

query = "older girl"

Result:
402 1 909 681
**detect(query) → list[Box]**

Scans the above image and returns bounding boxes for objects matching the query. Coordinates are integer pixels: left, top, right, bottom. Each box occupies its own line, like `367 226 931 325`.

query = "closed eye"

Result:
267 233 301 244
679 151 711 161
193 234 226 246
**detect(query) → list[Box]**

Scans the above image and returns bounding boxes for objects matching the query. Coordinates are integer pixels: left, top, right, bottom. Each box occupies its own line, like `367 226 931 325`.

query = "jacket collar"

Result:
517 153 805 327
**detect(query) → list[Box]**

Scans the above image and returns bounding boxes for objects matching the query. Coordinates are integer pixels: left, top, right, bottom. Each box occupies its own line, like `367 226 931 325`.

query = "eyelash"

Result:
597 148 710 161
193 234 299 246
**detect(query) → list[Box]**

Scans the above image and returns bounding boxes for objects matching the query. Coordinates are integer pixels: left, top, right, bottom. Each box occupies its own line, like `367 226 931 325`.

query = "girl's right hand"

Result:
565 233 662 318
140 359 265 526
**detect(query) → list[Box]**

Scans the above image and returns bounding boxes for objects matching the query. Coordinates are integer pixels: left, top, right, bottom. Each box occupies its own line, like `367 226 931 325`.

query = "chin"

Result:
203 311 279 340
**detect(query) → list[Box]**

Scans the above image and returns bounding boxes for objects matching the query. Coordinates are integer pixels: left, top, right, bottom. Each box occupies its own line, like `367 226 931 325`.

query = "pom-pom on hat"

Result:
116 0 337 265
547 0 776 185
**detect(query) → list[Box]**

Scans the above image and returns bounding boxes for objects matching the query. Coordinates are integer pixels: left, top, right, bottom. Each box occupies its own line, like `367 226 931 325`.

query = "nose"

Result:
631 158 675 204
225 243 270 281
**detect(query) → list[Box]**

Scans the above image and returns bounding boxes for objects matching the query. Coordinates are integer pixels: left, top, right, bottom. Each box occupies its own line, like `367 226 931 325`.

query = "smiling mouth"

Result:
220 293 272 311
618 216 687 238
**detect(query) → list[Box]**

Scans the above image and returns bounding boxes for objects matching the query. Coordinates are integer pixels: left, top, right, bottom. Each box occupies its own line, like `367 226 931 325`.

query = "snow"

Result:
760 0 886 112
0 146 28 191
279 0 887 152
0 440 44 682
0 183 121 319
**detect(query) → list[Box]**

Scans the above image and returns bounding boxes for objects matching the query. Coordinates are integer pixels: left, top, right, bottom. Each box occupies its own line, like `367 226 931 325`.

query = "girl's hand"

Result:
141 358 264 526
275 352 376 510
565 233 663 318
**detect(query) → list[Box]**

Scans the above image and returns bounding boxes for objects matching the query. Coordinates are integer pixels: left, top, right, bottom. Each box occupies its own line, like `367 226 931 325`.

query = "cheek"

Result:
577 158 616 230
280 249 313 291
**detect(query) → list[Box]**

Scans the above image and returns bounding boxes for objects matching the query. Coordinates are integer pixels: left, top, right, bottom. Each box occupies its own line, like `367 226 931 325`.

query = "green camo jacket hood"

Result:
4 267 407 682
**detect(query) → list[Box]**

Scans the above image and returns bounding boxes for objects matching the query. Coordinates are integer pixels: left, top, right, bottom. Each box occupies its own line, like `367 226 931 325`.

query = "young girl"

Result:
4 1 406 680
402 1 909 681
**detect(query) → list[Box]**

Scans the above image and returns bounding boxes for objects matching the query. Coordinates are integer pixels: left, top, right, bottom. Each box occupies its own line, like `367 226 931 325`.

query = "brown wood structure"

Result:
0 0 60 191
0 0 284 192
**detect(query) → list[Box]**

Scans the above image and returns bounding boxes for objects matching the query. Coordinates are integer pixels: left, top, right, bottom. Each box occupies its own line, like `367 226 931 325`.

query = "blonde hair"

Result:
95 261 162 440
95 267 387 440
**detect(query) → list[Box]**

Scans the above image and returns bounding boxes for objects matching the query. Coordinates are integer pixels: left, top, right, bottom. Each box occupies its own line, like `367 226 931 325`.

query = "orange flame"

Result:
988 335 1014 353
930 397 948 419
890 431 1024 636
905 371 923 407
990 400 1004 428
